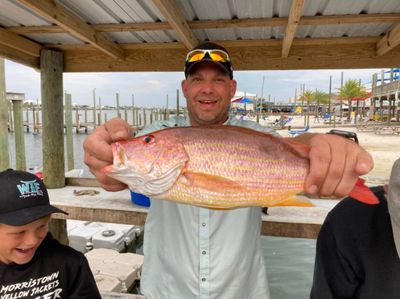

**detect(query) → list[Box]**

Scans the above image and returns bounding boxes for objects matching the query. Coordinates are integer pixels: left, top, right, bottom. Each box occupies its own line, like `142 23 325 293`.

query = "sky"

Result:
4 59 387 108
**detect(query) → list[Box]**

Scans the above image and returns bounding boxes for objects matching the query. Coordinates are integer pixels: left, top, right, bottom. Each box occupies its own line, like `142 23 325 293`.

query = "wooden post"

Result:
64 93 74 171
25 107 30 132
340 72 344 122
75 109 80 133
92 88 97 129
166 94 169 120
131 94 135 126
116 93 120 118
98 96 102 125
124 107 128 123
12 99 26 171
41 50 65 188
176 89 180 116
143 108 147 126
8 100 13 132
0 58 9 170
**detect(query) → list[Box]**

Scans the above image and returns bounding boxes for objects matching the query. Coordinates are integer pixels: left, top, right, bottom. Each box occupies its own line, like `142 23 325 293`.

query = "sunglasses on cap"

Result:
185 49 231 63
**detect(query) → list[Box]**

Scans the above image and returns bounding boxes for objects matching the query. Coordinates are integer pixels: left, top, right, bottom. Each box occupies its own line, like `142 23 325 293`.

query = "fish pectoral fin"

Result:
181 171 245 192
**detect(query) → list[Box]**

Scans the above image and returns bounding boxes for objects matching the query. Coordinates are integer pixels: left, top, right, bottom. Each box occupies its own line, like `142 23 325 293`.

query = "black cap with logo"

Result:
0 169 68 226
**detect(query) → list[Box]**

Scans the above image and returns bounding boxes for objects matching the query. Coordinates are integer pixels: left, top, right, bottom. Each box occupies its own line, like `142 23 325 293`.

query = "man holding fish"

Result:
84 42 374 299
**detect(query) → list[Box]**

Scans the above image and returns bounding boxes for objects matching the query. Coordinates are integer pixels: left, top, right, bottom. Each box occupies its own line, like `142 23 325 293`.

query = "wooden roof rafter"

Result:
282 0 305 58
16 0 125 60
151 0 198 49
376 23 400 56
0 27 41 57
0 43 39 69
7 13 400 35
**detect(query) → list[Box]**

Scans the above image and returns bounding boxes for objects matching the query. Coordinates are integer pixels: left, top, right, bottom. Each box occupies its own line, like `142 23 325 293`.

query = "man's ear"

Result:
230 79 237 97
181 79 187 98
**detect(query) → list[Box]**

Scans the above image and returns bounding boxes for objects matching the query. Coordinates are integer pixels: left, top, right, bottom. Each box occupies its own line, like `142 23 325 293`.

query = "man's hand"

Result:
294 133 373 197
83 118 133 191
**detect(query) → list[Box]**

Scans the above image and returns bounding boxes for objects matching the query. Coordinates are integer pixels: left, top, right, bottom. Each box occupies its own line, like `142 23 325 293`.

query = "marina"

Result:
1 0 400 298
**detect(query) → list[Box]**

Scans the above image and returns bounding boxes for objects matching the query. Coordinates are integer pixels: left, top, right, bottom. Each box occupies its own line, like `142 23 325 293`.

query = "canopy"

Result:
231 97 253 104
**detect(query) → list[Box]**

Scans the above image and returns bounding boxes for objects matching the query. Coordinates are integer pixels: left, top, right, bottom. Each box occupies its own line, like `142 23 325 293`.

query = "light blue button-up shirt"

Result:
139 116 277 299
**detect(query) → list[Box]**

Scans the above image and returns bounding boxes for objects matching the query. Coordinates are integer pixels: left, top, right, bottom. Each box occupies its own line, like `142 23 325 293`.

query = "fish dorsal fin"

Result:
281 138 310 159
180 171 245 192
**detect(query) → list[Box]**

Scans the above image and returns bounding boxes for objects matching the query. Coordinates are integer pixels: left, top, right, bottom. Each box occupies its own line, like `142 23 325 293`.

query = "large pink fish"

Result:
102 125 378 209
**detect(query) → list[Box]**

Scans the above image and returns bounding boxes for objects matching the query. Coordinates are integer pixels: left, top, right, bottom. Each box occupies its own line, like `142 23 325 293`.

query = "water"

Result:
6 131 316 299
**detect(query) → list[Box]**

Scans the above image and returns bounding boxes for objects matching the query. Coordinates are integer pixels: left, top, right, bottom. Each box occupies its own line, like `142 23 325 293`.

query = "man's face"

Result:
182 62 237 126
0 216 50 264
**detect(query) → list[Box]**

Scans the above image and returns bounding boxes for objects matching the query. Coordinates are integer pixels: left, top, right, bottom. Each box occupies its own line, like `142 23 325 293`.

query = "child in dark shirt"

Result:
0 169 101 299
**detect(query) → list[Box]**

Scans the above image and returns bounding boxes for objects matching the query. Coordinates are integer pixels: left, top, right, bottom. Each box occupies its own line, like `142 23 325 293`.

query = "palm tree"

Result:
302 90 314 126
338 79 367 121
313 89 329 119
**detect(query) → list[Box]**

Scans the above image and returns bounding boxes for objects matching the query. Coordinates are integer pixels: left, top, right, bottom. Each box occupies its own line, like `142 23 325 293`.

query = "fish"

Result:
101 125 378 209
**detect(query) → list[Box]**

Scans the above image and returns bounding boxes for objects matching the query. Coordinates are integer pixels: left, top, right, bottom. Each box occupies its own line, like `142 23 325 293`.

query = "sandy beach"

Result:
273 115 399 185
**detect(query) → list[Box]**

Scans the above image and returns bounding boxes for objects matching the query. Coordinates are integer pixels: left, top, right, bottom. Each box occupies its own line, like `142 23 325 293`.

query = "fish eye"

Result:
143 135 154 144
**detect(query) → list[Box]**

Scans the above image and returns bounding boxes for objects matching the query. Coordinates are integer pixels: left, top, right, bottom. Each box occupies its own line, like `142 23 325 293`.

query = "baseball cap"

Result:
388 158 400 258
0 169 68 226
184 42 233 79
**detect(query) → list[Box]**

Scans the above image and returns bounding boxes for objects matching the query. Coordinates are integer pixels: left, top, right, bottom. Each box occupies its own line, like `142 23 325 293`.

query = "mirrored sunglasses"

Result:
186 49 231 63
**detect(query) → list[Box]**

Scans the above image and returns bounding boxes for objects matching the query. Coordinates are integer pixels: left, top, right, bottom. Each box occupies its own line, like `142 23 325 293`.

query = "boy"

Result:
0 169 101 299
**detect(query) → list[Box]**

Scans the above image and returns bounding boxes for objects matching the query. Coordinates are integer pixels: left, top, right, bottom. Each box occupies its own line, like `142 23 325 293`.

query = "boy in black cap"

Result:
0 169 101 299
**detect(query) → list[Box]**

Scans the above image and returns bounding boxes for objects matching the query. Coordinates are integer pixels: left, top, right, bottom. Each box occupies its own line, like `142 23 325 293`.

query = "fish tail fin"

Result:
349 178 379 205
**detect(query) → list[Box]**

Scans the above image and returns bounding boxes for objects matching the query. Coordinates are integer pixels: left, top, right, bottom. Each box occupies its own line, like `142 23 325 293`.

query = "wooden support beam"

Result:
0 27 41 56
0 58 9 171
152 0 198 49
0 43 39 69
376 23 400 56
60 40 400 72
7 13 400 35
16 0 125 60
282 0 305 58
41 49 65 188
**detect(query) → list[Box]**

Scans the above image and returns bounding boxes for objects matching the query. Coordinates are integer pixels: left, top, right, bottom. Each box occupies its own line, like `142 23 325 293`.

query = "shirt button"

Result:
202 250 206 255
202 278 206 282
202 223 206 227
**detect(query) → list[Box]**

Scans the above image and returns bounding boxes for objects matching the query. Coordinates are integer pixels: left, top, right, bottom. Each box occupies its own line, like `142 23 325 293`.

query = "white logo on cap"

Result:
17 180 44 198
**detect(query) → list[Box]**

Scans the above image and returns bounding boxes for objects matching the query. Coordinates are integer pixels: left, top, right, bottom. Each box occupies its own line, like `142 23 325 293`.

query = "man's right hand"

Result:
83 118 133 191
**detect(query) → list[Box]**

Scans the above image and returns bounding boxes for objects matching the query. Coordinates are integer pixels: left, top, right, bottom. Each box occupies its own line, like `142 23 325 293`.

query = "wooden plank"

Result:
282 0 305 58
16 0 125 60
376 23 400 56
152 0 198 49
0 27 41 56
7 13 400 34
0 43 39 69
60 41 400 72
48 185 336 239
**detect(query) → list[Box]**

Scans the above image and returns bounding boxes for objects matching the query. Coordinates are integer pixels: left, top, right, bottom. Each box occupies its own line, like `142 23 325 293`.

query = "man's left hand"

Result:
295 133 373 197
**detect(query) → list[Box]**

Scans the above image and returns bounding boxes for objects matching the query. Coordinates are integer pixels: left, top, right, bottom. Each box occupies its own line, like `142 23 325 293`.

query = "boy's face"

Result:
0 216 50 265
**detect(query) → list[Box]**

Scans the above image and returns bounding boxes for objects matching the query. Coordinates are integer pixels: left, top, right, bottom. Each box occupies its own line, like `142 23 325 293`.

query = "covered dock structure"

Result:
1 0 400 239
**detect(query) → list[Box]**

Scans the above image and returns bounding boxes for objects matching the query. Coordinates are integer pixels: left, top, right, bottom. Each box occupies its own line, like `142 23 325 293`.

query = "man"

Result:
83 42 373 299
310 158 400 299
